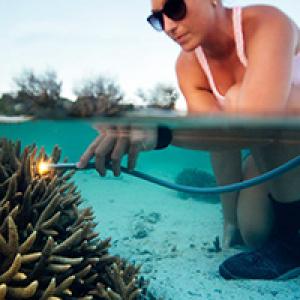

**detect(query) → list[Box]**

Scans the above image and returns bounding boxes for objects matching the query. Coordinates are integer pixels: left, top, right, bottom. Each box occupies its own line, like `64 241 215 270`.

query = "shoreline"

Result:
0 115 34 123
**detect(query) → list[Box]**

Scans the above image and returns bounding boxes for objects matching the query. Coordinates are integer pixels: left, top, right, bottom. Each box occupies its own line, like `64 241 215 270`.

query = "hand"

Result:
77 125 157 176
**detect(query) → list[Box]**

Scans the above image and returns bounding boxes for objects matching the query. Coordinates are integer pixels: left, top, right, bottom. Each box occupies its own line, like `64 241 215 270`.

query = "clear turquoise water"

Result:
0 119 213 175
0 120 96 162
2 120 300 300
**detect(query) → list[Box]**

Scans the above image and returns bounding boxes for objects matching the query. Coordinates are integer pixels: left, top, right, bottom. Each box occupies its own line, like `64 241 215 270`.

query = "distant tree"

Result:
71 75 124 117
73 75 123 105
0 96 10 114
136 83 179 109
14 69 62 105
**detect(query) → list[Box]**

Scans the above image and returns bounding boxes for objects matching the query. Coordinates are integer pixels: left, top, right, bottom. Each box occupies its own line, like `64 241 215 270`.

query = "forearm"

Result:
171 128 257 151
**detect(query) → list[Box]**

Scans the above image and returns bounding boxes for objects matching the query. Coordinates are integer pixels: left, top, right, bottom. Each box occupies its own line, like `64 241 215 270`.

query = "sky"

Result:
0 0 299 109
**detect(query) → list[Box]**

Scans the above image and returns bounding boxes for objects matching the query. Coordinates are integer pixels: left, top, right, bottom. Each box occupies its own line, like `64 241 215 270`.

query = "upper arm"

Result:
231 6 299 114
176 51 221 114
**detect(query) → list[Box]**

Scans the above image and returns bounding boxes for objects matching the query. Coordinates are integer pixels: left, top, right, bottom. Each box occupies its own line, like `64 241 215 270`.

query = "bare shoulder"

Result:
176 50 210 91
175 51 221 113
242 5 300 52
243 5 297 27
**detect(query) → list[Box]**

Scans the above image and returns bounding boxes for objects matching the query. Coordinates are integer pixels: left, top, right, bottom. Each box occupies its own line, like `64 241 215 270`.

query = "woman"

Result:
79 1 300 280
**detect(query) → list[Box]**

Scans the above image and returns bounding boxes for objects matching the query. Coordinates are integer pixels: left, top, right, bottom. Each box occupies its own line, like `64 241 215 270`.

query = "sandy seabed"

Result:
73 170 300 300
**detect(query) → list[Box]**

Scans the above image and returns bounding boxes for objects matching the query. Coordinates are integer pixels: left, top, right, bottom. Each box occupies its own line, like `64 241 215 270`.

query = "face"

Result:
149 0 217 52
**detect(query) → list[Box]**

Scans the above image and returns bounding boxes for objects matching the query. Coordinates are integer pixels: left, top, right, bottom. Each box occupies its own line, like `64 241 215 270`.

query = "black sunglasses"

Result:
147 0 187 31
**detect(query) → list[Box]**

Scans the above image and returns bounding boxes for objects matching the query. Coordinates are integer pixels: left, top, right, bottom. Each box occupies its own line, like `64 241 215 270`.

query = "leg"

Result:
251 143 300 203
252 143 300 237
219 83 300 279
219 145 300 280
210 150 242 248
237 154 274 249
211 150 273 249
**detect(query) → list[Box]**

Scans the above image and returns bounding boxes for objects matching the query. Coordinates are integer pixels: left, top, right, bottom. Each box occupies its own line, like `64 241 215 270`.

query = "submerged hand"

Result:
77 125 157 176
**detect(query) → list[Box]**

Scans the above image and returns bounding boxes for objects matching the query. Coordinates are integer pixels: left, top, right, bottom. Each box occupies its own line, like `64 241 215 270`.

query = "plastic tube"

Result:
117 155 300 194
51 156 300 194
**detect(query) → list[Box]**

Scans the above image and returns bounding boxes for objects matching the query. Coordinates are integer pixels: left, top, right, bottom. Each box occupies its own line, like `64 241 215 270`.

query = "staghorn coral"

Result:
0 138 150 300
175 168 220 203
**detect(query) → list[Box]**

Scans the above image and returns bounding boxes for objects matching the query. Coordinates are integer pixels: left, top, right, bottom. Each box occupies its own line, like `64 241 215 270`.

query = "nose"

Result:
163 15 177 35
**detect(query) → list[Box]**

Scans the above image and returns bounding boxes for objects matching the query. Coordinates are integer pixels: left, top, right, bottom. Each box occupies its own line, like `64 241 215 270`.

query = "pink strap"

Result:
195 47 226 106
195 6 248 107
233 7 248 67
292 53 300 85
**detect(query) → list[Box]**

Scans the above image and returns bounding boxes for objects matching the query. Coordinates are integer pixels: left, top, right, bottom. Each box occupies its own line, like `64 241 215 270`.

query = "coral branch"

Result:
0 283 7 298
47 264 72 273
7 280 38 298
21 252 42 264
35 193 61 230
49 255 83 266
8 217 19 255
0 253 21 283
19 231 37 254
0 140 148 300
53 228 84 254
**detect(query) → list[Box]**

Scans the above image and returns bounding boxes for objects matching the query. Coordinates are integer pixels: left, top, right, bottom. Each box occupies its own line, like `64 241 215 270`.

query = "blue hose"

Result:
116 155 300 194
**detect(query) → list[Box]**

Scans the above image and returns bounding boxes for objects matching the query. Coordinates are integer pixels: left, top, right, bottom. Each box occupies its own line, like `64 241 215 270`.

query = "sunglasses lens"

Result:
165 0 186 21
147 0 186 31
147 14 164 31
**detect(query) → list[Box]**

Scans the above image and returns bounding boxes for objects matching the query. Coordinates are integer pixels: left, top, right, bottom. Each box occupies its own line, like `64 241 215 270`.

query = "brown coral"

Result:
0 138 149 300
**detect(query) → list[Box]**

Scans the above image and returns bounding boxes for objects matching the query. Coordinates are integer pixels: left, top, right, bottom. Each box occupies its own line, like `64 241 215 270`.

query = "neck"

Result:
201 8 235 59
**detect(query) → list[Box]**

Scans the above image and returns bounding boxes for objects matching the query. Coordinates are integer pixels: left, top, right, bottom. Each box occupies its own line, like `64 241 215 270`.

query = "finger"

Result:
116 125 130 138
95 134 116 176
127 143 142 171
111 137 129 176
92 123 112 135
77 135 103 168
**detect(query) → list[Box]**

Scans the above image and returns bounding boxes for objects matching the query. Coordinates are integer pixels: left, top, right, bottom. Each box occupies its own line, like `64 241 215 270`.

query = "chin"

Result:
178 37 200 52
180 42 198 52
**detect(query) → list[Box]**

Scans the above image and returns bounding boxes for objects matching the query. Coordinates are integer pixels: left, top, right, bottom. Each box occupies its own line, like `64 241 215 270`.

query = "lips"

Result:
175 33 187 44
